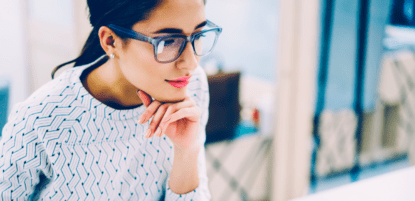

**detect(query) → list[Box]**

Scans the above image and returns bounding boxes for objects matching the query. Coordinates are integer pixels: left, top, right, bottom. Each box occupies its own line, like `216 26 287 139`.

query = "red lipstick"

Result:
166 76 191 88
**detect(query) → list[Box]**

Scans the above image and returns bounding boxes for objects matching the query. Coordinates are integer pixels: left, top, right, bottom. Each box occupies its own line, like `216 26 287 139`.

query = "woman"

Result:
0 0 221 200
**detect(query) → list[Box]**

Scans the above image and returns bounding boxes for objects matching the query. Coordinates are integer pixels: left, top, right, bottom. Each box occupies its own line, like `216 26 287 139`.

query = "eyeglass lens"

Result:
156 30 218 62
193 31 217 56
156 38 185 62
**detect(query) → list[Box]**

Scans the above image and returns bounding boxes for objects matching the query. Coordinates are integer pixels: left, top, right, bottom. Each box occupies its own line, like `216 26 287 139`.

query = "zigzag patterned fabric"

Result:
0 56 211 201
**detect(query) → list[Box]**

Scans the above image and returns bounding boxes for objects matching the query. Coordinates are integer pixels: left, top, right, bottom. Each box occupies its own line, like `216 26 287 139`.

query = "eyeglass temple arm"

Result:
107 24 155 44
206 20 220 28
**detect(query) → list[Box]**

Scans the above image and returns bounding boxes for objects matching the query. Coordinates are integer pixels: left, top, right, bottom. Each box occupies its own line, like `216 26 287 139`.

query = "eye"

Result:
194 33 205 40
163 38 177 47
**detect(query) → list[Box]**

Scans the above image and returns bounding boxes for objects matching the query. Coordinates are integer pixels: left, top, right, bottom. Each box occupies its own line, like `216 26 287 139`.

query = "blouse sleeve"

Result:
0 103 52 200
164 67 212 201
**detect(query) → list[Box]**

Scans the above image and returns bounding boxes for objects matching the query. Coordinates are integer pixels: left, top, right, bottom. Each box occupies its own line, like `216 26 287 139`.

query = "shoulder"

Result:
6 67 83 129
18 68 79 105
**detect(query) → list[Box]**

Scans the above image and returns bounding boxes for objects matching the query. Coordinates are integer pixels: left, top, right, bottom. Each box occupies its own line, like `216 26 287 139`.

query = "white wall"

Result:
205 0 278 82
273 0 319 200
27 0 78 93
0 0 91 116
0 0 29 115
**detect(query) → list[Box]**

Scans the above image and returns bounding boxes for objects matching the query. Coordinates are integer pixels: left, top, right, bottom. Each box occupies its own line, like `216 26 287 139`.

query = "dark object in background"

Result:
0 79 9 137
390 0 415 26
205 71 241 145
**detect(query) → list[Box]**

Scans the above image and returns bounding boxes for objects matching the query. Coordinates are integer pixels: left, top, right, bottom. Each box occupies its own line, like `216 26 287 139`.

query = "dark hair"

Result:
51 0 162 79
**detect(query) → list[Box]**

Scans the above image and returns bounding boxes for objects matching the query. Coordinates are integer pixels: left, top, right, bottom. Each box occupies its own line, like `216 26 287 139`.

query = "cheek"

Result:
122 55 161 86
119 44 157 81
117 43 189 101
118 46 170 91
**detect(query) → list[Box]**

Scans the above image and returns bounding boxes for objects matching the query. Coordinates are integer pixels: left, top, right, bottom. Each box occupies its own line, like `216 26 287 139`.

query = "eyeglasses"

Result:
108 20 222 63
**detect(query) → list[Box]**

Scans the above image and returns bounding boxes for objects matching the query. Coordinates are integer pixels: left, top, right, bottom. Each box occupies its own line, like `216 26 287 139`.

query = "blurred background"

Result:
1 0 415 200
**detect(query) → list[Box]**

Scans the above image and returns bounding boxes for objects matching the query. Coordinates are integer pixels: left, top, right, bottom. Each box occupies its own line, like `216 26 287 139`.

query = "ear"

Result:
98 26 117 55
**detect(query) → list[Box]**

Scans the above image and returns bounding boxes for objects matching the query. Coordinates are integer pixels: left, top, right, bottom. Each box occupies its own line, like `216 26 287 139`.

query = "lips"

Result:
166 76 191 88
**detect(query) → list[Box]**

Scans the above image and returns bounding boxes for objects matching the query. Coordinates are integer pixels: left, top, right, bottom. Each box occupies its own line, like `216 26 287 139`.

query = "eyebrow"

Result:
153 21 208 34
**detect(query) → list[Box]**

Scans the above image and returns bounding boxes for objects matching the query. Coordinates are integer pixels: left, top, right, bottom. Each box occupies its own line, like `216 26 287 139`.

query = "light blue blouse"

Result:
0 56 211 201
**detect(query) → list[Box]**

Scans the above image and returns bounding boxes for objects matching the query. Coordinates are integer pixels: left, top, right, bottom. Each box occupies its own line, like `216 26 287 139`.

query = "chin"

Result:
157 96 186 103
155 90 187 103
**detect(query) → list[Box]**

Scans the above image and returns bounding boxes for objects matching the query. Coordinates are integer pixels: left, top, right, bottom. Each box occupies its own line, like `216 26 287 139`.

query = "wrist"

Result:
169 143 201 194
174 143 201 157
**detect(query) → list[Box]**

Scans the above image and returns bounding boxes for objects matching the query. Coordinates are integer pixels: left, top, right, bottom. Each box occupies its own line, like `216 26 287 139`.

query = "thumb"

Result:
137 90 152 107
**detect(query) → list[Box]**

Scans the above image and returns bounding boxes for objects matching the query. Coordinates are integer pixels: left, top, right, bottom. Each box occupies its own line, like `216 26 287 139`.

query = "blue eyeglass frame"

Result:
107 20 223 63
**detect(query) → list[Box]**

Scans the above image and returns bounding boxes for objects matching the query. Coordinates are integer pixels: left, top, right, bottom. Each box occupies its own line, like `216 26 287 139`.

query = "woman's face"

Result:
115 0 206 103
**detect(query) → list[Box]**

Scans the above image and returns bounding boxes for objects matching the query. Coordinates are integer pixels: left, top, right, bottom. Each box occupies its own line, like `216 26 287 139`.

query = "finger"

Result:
137 90 152 107
157 106 176 137
161 107 201 130
147 103 171 138
159 101 196 133
158 100 196 137
138 100 162 124
160 107 201 140
161 99 195 123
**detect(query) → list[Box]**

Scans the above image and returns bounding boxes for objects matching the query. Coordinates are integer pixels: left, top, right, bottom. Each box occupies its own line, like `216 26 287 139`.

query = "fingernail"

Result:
145 129 151 138
137 89 141 94
155 128 161 137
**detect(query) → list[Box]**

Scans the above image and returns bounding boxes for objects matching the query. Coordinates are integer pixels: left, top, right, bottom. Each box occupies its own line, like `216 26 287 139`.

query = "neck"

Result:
81 59 143 110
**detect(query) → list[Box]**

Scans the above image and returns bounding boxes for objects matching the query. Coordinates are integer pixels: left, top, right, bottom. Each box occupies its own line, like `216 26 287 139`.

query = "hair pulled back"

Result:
51 0 162 79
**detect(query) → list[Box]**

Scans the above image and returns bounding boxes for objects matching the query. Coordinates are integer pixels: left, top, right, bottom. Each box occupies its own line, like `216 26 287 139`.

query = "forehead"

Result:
133 0 206 35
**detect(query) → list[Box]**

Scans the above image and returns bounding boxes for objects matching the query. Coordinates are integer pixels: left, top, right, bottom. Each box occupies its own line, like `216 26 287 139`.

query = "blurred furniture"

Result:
315 110 358 177
291 166 415 201
205 71 241 144
311 0 394 188
313 48 415 178
373 48 415 166
312 43 415 196
390 0 415 27
0 76 9 137
205 71 274 200
205 134 272 201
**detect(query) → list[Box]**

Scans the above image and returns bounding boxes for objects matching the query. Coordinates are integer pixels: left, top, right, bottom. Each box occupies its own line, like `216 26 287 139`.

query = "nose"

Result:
175 41 198 71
